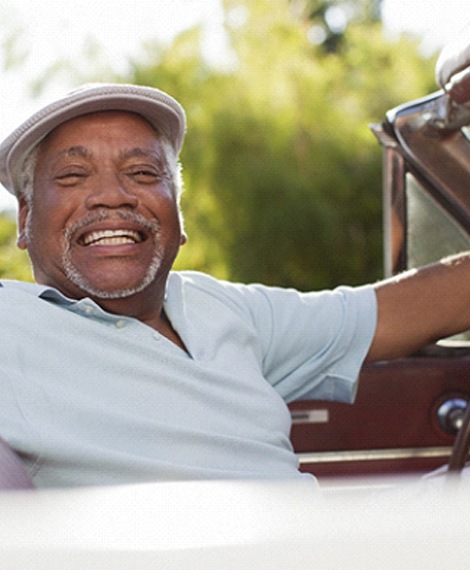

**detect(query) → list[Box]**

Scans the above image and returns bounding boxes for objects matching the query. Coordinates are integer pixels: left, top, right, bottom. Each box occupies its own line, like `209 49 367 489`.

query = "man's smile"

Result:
79 228 146 247
60 208 166 299
66 208 159 252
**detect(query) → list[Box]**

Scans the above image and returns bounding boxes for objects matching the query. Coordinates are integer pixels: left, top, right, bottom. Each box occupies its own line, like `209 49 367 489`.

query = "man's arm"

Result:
366 252 470 362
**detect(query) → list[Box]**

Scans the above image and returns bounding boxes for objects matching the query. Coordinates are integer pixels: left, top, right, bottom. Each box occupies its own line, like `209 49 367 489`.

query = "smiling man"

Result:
17 108 186 343
1 83 470 488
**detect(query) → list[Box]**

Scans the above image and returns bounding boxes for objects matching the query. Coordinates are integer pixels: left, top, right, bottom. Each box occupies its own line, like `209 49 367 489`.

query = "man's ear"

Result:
16 197 30 251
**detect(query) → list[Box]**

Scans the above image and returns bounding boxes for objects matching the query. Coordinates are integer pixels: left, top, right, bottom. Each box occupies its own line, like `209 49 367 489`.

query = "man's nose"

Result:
84 173 138 209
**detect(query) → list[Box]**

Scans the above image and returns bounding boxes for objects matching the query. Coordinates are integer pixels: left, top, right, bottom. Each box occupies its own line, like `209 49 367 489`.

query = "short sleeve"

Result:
241 284 377 403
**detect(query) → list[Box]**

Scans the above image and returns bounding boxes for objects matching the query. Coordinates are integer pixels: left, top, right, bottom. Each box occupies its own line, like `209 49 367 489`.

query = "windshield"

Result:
406 173 470 344
407 174 470 266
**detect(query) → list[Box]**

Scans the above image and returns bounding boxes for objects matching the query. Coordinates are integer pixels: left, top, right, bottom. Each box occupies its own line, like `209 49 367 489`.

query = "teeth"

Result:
82 229 142 246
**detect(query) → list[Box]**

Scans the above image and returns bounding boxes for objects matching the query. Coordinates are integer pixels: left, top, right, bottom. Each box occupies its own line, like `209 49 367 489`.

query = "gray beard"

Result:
61 209 164 300
61 245 163 300
25 207 164 300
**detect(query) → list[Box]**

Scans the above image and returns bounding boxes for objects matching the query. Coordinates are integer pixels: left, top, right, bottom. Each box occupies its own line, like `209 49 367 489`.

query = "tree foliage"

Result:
290 0 383 53
125 0 436 289
0 0 438 290
0 214 32 281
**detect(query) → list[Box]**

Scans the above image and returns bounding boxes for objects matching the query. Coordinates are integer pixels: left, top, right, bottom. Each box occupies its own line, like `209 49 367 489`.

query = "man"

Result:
0 83 469 488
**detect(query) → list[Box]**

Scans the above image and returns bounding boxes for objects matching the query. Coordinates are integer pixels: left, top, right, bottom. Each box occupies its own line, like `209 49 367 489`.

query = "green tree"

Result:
125 0 436 289
0 214 32 281
290 0 383 53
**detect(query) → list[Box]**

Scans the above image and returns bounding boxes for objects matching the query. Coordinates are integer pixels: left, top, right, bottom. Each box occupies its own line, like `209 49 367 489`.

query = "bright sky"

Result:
0 0 469 211
382 0 470 53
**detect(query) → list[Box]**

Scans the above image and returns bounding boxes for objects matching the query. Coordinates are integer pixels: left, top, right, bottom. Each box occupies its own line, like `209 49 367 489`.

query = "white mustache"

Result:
64 209 161 242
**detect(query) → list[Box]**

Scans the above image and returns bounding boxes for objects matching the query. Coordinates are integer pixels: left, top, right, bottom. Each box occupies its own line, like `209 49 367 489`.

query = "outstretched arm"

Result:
366 253 470 362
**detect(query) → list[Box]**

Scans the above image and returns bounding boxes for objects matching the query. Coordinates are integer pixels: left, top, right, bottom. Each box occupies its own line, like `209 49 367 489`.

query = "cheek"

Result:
148 195 182 228
23 203 68 255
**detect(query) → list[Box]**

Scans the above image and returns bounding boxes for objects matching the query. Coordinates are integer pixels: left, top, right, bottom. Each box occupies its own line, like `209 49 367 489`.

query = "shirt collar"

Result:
0 279 77 306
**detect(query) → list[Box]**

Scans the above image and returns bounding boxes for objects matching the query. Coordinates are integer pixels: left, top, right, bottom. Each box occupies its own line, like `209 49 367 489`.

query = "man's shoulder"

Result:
169 270 251 300
0 281 48 322
170 270 227 289
0 280 66 309
168 271 282 323
0 280 45 297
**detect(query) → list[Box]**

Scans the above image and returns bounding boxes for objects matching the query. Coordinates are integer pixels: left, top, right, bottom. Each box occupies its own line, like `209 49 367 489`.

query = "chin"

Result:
63 250 164 301
65 266 162 301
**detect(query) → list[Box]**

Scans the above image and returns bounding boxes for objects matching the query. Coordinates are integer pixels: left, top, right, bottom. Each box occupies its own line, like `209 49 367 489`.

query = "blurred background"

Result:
0 0 467 288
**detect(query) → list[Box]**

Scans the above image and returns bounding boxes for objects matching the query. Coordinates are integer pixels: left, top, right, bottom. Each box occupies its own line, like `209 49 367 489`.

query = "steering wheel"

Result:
448 403 470 473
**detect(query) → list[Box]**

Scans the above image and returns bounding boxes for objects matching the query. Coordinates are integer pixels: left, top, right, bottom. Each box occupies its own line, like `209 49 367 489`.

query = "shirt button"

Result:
152 332 162 341
115 320 126 329
82 305 95 315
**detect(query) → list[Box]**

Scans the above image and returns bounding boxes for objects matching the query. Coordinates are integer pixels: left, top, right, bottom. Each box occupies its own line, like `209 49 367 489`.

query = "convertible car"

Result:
2 27 470 570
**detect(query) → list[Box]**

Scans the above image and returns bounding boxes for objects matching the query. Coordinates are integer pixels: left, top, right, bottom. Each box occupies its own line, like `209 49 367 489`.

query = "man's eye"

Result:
55 171 86 186
129 169 164 182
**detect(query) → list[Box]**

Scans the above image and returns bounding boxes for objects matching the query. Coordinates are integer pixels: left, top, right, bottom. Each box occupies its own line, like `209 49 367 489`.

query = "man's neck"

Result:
90 288 188 353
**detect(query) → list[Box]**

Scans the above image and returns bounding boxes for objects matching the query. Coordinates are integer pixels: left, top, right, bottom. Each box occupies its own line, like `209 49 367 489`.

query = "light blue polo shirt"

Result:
0 271 376 488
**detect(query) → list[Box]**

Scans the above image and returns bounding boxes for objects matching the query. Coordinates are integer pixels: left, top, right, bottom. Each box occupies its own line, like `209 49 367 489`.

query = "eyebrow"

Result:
54 146 163 160
55 146 93 160
118 148 166 163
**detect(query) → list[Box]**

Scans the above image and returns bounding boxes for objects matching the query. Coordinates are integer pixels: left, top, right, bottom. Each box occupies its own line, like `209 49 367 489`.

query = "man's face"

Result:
18 111 185 301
